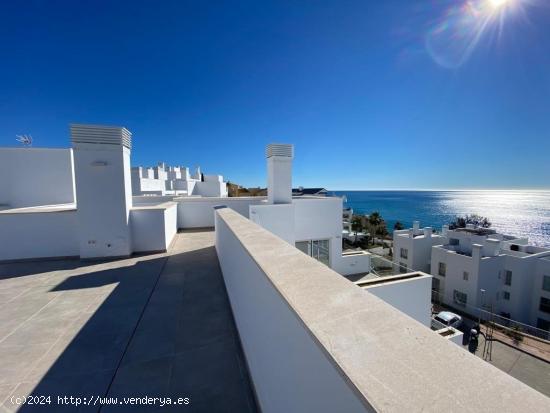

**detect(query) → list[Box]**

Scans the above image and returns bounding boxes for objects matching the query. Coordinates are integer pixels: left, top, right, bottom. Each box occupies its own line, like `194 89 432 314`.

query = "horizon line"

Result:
326 188 550 192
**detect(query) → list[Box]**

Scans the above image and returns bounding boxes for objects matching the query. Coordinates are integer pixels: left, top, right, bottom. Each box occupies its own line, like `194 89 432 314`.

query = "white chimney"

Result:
442 225 449 237
413 221 420 233
266 143 293 204
71 124 133 258
472 244 483 261
423 227 432 238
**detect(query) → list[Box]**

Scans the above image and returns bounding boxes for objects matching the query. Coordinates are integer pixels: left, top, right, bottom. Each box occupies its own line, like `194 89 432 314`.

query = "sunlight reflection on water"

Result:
335 190 550 247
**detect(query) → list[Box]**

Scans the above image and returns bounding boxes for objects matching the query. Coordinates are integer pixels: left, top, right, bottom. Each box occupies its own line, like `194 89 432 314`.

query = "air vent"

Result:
71 124 132 149
266 143 294 159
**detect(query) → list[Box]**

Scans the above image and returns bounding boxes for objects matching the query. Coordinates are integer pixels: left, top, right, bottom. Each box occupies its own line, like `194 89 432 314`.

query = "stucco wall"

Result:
73 145 132 258
0 148 75 208
365 275 432 327
215 208 372 413
177 197 265 228
249 203 295 244
0 210 79 261
130 204 177 253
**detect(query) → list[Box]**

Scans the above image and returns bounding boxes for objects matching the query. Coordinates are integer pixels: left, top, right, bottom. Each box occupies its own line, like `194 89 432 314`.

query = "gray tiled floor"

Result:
0 230 257 413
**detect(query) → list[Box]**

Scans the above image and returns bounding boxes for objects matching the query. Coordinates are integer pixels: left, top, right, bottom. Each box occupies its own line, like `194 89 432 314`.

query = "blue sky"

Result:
1 0 549 189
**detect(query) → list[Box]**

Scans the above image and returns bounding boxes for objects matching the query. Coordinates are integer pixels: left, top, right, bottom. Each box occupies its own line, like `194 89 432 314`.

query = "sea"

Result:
330 190 550 247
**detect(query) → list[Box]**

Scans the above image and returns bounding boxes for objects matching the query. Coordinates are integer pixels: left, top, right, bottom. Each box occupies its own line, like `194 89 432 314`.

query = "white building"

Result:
394 222 550 330
0 126 368 276
393 221 446 273
247 144 372 277
131 162 228 197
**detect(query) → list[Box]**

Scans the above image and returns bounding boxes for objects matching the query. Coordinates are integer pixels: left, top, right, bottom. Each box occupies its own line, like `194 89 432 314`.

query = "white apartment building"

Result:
393 221 446 273
432 226 550 330
132 162 228 197
394 222 550 330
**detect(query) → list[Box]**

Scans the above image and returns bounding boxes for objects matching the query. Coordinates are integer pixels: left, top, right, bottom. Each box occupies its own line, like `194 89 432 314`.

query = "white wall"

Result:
164 204 177 249
193 181 228 197
215 209 373 413
337 252 372 276
0 148 75 208
130 204 177 253
0 210 79 261
249 204 295 244
73 144 133 258
365 275 432 327
177 197 266 228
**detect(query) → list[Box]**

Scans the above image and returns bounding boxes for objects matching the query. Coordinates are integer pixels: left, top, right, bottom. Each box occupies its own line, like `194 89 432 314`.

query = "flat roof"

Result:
0 203 76 215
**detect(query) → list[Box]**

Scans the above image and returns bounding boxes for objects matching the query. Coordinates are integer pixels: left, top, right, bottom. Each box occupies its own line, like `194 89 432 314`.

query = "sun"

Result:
488 0 511 8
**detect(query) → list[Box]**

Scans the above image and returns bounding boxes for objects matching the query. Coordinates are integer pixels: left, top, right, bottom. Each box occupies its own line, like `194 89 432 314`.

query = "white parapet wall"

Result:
0 148 76 208
360 273 433 327
0 207 79 261
215 207 372 413
177 196 266 228
214 207 550 413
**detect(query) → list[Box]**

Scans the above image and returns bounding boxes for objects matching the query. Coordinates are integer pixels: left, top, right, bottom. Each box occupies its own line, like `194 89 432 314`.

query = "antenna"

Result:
16 134 33 147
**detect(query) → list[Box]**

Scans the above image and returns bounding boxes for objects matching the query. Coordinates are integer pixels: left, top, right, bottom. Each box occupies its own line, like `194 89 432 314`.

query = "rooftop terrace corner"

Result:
214 207 550 412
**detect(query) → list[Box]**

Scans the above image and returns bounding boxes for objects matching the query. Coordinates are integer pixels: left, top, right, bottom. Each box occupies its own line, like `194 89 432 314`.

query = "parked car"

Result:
433 311 463 329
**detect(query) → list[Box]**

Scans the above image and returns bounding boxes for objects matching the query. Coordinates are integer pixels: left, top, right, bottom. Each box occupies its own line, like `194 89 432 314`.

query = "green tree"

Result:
393 221 404 231
449 214 491 229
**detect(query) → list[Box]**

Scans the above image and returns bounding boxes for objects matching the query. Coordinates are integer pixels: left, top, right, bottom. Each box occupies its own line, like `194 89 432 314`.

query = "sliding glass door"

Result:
295 239 330 267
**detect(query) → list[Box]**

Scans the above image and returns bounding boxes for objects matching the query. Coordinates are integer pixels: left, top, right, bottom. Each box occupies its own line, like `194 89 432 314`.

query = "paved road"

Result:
462 322 550 397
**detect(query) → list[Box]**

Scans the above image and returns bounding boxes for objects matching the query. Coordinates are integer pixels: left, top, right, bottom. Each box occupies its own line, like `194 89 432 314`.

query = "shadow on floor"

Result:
3 244 257 413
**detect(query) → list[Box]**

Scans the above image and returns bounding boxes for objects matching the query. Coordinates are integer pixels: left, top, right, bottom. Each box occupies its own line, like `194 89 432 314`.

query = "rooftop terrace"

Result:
0 229 256 413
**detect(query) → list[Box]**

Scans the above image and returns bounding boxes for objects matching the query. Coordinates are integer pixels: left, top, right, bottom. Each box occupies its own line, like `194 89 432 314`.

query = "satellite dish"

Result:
16 134 33 146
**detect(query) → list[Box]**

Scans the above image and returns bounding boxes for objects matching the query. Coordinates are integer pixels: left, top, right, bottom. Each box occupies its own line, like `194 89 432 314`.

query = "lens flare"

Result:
425 0 523 68
489 0 509 8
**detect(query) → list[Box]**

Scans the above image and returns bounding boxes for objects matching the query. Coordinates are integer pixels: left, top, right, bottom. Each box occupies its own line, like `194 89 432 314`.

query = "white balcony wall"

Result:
0 148 75 208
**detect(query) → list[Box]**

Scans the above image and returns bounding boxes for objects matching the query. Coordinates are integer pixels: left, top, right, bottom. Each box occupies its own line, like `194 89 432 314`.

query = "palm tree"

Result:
366 211 383 246
351 216 363 244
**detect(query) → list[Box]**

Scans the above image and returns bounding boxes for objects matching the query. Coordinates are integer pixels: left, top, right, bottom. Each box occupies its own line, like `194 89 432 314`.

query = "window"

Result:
453 290 467 306
540 297 550 314
295 239 330 267
504 270 512 286
543 275 550 292
438 262 446 277
399 262 407 274
432 277 441 292
503 291 510 300
449 238 459 246
463 271 469 281
537 318 550 332
400 248 408 259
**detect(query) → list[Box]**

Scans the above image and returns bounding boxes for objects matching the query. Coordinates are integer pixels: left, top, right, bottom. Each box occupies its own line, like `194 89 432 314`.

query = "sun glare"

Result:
425 0 526 68
488 0 510 8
